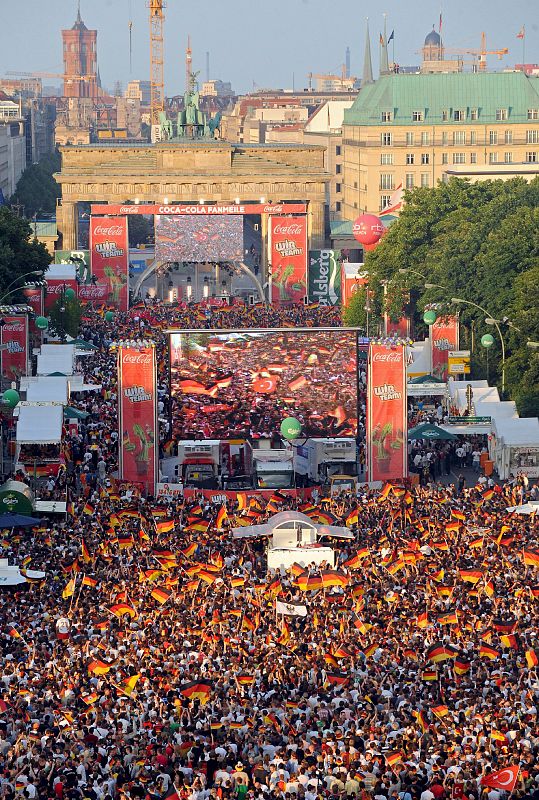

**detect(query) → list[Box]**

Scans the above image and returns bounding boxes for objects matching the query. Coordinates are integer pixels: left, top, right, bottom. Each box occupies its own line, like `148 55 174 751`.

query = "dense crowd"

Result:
1 301 538 800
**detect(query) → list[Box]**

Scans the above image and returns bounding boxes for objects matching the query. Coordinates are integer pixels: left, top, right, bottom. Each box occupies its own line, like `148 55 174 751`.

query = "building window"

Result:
454 110 465 121
412 110 423 122
453 153 466 164
405 173 414 189
442 110 449 121
406 132 415 146
470 108 478 120
496 108 508 121
441 132 448 145
489 131 498 145
442 153 448 164
380 174 394 190
526 152 538 162
526 130 539 144
353 181 358 189
421 132 430 146
504 152 513 163
505 130 513 144
380 153 393 165
528 109 539 120
453 131 466 145
381 133 392 146
470 152 477 164
470 131 476 144
406 153 415 165
336 164 342 174
380 195 391 210
335 145 341 156
489 152 498 164
381 111 392 122
336 183 342 193
421 153 430 164
335 201 342 212
421 173 430 187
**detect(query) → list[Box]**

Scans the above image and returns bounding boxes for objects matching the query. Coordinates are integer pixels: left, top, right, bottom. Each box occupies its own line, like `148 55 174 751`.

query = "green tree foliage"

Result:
0 207 51 300
48 295 82 339
10 150 61 216
360 177 539 414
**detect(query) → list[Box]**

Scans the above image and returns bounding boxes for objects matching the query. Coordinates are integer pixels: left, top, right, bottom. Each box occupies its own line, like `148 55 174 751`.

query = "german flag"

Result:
180 680 212 703
416 611 429 629
493 619 516 633
414 709 428 733
139 568 162 583
198 569 217 585
386 751 403 767
526 648 539 668
438 610 458 625
210 721 223 731
422 669 438 681
481 489 495 502
81 539 91 563
453 657 470 675
435 585 454 598
333 645 354 659
321 569 349 588
88 659 113 675
265 576 282 597
345 507 359 527
243 616 256 632
290 562 306 577
432 704 449 718
236 674 255 686
386 558 405 576
236 492 247 511
500 634 519 650
288 375 308 392
325 672 349 687
479 644 500 660
151 586 172 605
432 540 449 552
116 674 141 697
531 586 539 598
490 729 508 744
118 535 134 550
181 543 197 559
83 502 95 515
185 579 200 592
94 618 110 630
151 508 168 518
82 575 97 588
186 521 210 534
430 568 445 583
216 505 228 530
469 537 484 549
484 580 495 597
403 648 418 661
451 509 466 522
523 549 539 567
156 520 175 534
108 603 137 619
445 521 461 534
460 569 483 584
425 642 458 663
8 627 21 639
81 692 99 705
323 653 339 668
229 721 244 730
230 576 246 588
362 643 378 659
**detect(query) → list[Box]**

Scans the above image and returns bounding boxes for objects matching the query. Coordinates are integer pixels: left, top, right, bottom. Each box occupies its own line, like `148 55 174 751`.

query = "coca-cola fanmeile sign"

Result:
90 216 129 311
270 216 307 306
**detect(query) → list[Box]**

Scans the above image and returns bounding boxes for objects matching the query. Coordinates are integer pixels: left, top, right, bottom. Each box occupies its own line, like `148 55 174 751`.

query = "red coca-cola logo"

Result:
93 225 124 237
47 282 77 294
119 206 140 214
274 223 303 235
4 324 24 333
373 351 402 362
78 285 108 300
122 353 152 365
263 205 283 214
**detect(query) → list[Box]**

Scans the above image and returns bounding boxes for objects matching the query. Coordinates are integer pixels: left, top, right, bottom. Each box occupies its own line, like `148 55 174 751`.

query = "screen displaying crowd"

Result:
170 329 358 440
155 216 244 263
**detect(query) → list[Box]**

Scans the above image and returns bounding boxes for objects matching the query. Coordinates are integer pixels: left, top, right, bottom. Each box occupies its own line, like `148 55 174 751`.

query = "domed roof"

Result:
424 27 441 46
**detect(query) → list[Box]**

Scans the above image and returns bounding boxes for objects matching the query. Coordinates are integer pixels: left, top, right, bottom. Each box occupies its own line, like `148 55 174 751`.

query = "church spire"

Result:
362 18 374 86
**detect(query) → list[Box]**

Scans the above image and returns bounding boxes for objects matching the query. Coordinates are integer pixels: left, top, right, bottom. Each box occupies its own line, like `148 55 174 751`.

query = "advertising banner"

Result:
54 250 91 283
1 315 28 381
341 264 368 307
308 250 342 305
156 484 318 502
270 216 308 305
22 287 44 333
44 278 79 312
90 216 129 311
431 316 459 381
91 203 308 216
367 343 407 483
118 346 157 492
77 284 109 304
386 316 410 338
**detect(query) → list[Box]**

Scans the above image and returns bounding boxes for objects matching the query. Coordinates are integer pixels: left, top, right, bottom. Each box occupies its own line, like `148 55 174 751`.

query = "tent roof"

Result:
409 374 445 385
26 377 69 404
232 510 354 540
493 417 539 446
36 353 74 376
16 404 63 444
409 422 457 441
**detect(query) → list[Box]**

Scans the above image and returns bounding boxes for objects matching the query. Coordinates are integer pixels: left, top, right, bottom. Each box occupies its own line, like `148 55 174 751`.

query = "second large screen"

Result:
155 215 244 262
170 329 358 440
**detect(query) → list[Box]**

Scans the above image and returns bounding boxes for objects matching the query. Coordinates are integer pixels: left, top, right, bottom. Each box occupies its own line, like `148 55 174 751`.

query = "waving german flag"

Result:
108 603 137 619
151 586 172 605
88 659 113 675
180 680 212 703
425 642 458 663
216 505 228 530
459 569 483 584
479 644 500 660
523 549 539 567
156 519 175 534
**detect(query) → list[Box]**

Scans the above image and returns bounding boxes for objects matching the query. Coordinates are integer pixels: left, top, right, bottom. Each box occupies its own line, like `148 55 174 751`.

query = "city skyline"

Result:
2 0 537 96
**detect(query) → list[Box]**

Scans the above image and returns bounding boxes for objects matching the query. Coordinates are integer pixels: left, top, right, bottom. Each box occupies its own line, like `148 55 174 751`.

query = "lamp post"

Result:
0 270 44 306
450 297 506 396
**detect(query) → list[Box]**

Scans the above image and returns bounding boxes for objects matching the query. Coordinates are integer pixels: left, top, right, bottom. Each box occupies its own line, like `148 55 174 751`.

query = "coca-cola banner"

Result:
91 203 308 216
270 216 308 305
90 216 129 311
1 315 28 381
44 278 79 311
431 316 459 381
118 345 157 492
77 284 109 304
367 343 407 483
22 287 44 333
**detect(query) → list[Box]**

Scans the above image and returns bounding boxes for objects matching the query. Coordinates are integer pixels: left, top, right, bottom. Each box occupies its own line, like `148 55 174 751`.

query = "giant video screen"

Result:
169 328 358 440
155 215 244 263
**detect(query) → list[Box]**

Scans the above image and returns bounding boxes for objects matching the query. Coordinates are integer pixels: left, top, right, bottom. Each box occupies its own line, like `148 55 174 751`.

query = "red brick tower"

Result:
62 3 98 98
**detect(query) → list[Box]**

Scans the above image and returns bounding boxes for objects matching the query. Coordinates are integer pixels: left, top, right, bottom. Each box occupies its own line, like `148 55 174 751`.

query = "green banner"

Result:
54 250 91 283
308 250 342 305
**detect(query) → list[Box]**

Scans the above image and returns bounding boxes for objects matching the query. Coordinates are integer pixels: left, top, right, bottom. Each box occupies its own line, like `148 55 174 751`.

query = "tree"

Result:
362 177 539 414
48 295 82 339
10 151 61 216
0 207 51 300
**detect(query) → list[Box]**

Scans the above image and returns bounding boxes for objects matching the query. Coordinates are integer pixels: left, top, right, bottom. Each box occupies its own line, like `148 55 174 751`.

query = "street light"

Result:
451 296 506 396
0 270 44 306
398 268 429 281
527 341 539 350
485 316 522 333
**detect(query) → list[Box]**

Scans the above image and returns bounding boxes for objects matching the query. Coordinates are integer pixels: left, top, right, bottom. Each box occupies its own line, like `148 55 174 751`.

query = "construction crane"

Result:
148 0 165 129
418 32 508 71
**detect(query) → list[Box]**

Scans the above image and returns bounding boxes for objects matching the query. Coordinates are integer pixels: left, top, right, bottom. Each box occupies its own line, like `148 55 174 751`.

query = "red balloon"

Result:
352 214 385 245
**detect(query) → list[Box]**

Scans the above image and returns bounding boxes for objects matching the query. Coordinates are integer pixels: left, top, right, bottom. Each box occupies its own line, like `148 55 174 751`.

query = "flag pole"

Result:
523 26 526 66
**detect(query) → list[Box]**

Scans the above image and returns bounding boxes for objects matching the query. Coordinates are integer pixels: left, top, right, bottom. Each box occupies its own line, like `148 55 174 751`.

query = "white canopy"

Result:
232 510 353 541
475 400 518 420
37 353 74 376
16 403 63 444
25 377 69 405
492 417 539 447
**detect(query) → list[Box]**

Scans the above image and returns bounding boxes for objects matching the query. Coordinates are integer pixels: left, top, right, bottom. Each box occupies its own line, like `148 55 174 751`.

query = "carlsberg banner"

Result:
308 250 342 305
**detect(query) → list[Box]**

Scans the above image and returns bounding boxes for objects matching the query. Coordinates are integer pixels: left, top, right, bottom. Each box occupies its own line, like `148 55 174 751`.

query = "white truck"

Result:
293 438 358 490
160 440 222 489
252 447 294 490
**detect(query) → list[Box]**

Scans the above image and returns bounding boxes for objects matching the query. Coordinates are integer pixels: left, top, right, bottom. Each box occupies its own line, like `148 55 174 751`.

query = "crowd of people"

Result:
0 300 538 800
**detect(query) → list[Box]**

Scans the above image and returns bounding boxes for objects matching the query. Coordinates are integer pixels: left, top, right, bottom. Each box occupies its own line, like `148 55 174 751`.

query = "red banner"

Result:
367 343 408 483
431 316 459 381
77 284 109 304
22 287 44 334
341 266 368 307
44 278 79 311
1 315 28 381
270 216 308 305
90 216 129 311
156 484 317 503
386 316 410 338
91 203 308 216
118 346 157 492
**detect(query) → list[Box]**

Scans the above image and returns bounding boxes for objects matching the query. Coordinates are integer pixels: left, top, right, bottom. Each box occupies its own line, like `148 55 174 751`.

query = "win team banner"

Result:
367 343 408 483
308 250 342 305
90 216 129 311
118 346 157 492
270 216 307 305
1 315 28 381
431 316 459 381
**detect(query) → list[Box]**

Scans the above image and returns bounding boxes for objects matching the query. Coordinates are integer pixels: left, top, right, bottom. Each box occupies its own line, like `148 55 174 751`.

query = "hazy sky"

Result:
2 0 538 95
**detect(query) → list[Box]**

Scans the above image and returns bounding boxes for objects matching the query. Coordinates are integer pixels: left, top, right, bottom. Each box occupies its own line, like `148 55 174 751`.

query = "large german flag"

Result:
526 648 539 668
523 549 539 567
453 657 471 675
459 569 483 584
236 674 256 686
151 586 172 605
180 680 212 703
425 642 458 663
156 520 175 534
216 505 228 530
479 644 500 660
324 672 349 686
88 659 113 675
492 618 516 633
320 569 349 588
108 603 138 619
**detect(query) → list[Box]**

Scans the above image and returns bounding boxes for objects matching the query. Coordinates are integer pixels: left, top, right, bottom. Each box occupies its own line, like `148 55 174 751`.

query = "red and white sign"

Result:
431 316 459 381
22 287 44 332
386 316 410 338
1 315 28 381
367 343 408 483
91 203 308 216
77 284 109 303
270 216 308 305
156 484 318 502
118 346 157 492
44 279 79 312
341 265 368 307
90 216 129 311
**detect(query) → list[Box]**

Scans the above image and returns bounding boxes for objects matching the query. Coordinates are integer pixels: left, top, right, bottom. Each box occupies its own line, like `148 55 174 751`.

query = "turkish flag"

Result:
480 766 519 792
252 376 278 394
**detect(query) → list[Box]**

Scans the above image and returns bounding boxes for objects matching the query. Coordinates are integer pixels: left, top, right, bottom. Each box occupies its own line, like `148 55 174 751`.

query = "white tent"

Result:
37 353 74 376
25 377 69 404
475 400 518 420
491 417 539 480
448 380 488 400
407 339 432 379
16 403 63 444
